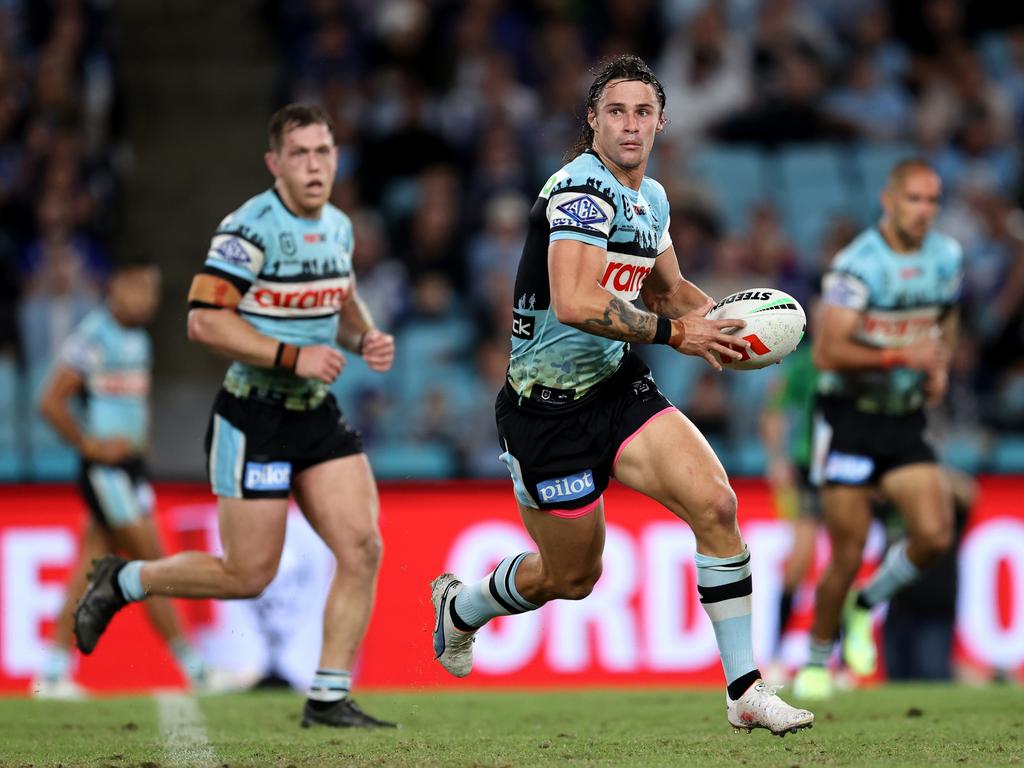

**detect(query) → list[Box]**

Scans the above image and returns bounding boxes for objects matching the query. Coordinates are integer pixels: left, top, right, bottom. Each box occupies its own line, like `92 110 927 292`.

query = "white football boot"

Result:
727 680 814 736
31 677 87 700
430 573 476 677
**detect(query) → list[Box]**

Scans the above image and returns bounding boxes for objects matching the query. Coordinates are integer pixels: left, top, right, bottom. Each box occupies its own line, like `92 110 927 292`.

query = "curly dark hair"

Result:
566 54 666 161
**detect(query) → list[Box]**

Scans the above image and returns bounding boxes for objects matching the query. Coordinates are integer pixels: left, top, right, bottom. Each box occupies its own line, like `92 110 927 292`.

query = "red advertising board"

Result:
1 479 1022 694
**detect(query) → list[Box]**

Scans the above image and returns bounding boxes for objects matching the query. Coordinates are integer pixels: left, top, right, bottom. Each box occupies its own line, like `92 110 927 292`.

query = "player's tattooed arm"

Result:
578 296 659 342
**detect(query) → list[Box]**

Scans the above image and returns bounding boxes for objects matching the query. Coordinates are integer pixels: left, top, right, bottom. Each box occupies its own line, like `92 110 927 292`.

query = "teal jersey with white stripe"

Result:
818 227 962 413
58 306 151 448
201 188 354 407
508 150 672 403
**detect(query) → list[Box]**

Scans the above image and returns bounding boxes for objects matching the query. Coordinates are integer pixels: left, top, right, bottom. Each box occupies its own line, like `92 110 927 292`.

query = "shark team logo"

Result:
556 195 608 226
214 236 252 266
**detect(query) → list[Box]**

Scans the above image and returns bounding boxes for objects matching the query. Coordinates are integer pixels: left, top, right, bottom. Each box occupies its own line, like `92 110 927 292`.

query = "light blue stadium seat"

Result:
852 143 916 224
0 357 22 480
25 364 77 480
938 432 986 475
391 318 477 407
727 365 780 437
330 356 390 415
990 434 1024 474
689 145 768 233
368 441 458 480
636 345 701 409
775 144 857 268
731 441 766 477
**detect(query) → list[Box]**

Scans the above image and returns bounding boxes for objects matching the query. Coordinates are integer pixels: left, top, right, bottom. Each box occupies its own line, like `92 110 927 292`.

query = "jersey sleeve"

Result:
657 214 672 254
942 238 964 307
58 321 102 376
546 181 617 250
201 211 268 294
821 248 874 311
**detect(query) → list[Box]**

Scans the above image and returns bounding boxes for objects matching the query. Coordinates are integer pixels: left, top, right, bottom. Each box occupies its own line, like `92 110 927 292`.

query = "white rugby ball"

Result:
705 288 806 370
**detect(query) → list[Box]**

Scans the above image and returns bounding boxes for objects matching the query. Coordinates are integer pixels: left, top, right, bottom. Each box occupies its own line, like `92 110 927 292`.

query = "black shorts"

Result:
79 457 154 530
495 351 676 512
810 395 936 486
204 389 363 499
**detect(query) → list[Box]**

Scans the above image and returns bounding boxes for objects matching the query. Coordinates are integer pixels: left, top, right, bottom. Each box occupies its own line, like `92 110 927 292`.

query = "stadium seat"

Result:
688 145 768 233
391 319 477 407
636 346 701 407
938 432 986 475
330 356 389 414
775 144 858 268
851 143 916 224
731 441 766 477
367 441 458 480
990 433 1024 474
24 364 77 480
0 357 23 480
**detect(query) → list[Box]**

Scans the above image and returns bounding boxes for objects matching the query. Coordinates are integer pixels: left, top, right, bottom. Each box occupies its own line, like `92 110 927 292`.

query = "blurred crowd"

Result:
3 0 1024 479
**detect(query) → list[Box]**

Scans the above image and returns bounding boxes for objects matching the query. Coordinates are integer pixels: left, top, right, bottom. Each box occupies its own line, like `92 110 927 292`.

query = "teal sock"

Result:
308 668 351 702
858 539 922 608
696 546 759 695
453 553 539 629
41 645 72 682
807 638 834 667
116 561 146 602
170 638 205 683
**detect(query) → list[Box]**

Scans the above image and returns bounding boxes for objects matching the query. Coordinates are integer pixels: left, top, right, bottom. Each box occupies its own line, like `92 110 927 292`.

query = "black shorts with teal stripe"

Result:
79 457 154 529
204 389 363 499
810 395 936 486
495 351 676 511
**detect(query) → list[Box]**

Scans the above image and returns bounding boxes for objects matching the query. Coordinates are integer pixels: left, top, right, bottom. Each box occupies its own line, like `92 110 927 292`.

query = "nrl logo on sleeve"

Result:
556 195 608 226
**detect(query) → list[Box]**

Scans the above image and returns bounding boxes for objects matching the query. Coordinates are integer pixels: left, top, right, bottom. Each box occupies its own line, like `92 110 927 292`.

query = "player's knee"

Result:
233 574 274 599
552 563 602 601
344 532 383 575
830 539 866 571
692 481 737 532
229 565 277 599
915 525 953 564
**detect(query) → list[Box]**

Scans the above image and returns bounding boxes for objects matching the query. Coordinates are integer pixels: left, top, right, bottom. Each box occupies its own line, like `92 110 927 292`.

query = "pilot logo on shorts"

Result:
556 195 608 226
244 461 292 491
824 452 874 484
537 470 594 503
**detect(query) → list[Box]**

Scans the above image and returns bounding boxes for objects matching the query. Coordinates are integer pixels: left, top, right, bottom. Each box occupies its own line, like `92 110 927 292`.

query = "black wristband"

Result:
273 341 285 367
653 316 672 344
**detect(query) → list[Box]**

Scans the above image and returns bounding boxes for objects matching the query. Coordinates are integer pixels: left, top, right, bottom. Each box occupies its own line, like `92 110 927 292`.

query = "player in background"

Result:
34 261 206 697
759 335 821 679
430 55 813 736
74 105 397 728
793 159 962 700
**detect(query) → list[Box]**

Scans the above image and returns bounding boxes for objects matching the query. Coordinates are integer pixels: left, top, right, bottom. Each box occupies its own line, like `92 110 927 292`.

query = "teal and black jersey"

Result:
201 188 354 409
818 227 962 414
58 306 151 450
508 149 672 404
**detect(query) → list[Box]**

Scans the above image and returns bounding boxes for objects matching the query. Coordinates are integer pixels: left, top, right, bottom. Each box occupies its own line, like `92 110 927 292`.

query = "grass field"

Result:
2 684 1021 767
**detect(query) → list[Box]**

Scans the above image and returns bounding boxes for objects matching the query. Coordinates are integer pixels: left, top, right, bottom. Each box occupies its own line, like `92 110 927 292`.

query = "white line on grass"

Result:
155 692 218 767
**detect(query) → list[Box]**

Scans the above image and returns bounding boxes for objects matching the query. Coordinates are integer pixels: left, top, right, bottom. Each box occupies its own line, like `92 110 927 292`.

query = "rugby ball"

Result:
706 288 806 370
